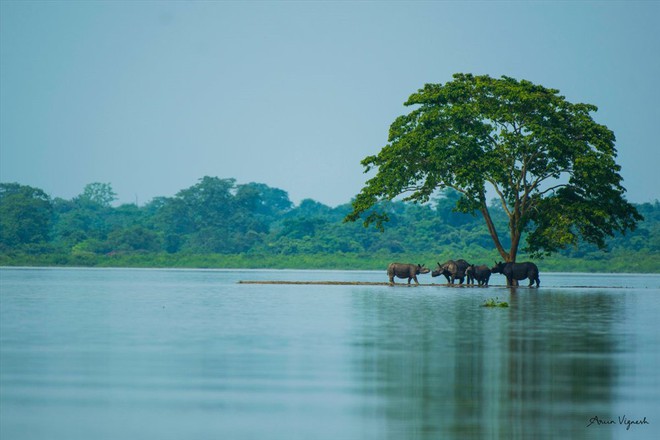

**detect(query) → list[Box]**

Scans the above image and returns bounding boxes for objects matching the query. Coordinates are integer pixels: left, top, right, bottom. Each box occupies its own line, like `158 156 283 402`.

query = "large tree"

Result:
346 74 642 262
0 183 53 248
77 182 117 207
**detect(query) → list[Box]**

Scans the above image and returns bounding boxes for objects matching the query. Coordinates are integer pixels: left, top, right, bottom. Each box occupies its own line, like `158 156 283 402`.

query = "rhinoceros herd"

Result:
387 260 540 287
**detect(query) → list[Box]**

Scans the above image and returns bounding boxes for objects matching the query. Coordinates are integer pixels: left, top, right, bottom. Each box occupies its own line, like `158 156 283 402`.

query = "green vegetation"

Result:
346 74 642 262
482 297 509 308
1 178 658 272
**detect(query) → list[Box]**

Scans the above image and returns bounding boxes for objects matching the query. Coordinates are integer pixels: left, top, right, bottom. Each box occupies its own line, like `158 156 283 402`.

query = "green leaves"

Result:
346 73 642 261
0 183 53 248
78 182 117 207
482 297 509 308
156 177 292 253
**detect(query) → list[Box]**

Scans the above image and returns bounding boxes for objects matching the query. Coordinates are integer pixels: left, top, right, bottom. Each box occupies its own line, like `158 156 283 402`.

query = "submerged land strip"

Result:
237 280 478 286
239 280 389 286
237 280 632 288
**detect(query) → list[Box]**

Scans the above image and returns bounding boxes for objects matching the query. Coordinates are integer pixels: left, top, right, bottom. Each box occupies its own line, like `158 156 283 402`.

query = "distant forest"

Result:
1 177 659 272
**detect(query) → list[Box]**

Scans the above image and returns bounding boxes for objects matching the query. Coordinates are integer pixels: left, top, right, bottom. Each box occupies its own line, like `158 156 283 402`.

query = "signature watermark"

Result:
587 415 650 431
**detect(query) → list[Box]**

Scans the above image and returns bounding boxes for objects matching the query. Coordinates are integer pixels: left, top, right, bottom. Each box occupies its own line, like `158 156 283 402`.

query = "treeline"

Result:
1 177 658 272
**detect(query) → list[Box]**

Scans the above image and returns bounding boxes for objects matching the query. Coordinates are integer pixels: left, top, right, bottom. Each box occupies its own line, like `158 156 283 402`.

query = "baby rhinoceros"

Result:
466 264 492 286
387 263 430 286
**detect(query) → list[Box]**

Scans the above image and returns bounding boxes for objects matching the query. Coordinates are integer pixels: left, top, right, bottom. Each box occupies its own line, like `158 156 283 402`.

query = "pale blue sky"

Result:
1 1 658 206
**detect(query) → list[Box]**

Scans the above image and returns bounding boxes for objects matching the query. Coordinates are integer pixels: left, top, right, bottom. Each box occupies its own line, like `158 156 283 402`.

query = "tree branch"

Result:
537 183 569 197
479 200 509 261
486 178 512 217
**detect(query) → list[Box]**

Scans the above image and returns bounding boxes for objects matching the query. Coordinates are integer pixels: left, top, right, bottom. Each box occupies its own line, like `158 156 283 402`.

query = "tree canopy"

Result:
0 183 53 248
0 179 657 272
345 73 642 261
77 182 117 207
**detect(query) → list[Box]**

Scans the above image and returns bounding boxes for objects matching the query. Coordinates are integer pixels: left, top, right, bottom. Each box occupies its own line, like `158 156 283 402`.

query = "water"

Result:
1 268 659 440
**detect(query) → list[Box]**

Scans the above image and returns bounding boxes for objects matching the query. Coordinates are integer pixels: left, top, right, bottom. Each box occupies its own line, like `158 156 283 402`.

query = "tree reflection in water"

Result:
350 289 624 440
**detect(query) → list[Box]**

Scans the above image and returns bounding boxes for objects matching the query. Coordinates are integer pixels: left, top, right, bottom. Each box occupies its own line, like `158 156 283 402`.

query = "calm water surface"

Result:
1 268 659 440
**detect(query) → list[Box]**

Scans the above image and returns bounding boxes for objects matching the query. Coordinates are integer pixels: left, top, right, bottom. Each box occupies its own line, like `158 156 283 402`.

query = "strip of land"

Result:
237 280 630 288
239 280 501 287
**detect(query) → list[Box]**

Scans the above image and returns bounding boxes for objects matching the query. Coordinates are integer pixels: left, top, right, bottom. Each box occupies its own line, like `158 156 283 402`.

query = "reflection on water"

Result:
1 269 658 440
504 292 621 440
350 288 653 440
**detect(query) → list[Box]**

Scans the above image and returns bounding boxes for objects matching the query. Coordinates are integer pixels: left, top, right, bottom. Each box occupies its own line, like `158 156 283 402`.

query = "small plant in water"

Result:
482 297 509 308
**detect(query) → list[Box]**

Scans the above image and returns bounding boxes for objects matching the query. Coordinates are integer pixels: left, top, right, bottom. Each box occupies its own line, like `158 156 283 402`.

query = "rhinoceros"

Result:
387 263 430 285
432 259 471 284
466 264 491 286
491 261 540 287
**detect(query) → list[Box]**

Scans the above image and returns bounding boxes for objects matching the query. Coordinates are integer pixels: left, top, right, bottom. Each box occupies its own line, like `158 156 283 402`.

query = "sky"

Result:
1 1 659 207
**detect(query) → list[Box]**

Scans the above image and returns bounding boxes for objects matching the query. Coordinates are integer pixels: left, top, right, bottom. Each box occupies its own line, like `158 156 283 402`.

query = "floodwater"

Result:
1 268 659 440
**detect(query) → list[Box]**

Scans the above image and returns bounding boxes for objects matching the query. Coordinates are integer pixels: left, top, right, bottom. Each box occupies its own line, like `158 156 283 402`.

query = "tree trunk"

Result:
507 200 522 263
480 205 509 261
509 230 520 263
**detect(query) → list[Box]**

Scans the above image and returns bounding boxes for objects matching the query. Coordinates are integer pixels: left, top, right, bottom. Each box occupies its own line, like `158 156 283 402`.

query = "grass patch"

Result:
482 297 509 308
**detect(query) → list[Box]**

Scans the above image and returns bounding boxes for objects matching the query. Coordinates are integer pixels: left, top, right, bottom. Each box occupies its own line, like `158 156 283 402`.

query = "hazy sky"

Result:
1 1 658 207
